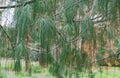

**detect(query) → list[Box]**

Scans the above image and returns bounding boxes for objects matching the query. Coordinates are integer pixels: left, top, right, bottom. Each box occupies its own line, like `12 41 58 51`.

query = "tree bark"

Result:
25 32 31 71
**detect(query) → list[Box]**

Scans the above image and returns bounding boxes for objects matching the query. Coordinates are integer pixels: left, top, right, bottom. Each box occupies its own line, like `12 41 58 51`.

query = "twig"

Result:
0 0 34 9
0 25 14 50
81 52 119 67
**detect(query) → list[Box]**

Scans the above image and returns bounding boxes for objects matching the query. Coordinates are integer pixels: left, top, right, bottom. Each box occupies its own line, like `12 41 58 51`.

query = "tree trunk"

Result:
25 32 31 71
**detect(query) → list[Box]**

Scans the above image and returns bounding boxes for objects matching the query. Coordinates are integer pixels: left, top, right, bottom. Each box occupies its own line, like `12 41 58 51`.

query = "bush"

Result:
0 72 7 78
31 65 41 73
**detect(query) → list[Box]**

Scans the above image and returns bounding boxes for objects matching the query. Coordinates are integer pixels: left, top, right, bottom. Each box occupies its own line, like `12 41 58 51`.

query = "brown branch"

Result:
81 53 118 67
0 0 34 9
27 45 42 52
27 43 60 53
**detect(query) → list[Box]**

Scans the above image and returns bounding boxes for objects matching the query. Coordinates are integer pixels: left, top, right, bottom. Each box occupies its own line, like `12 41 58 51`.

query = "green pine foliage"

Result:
0 0 120 78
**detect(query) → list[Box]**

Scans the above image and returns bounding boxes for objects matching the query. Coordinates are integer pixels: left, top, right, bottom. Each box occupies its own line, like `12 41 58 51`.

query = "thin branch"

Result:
27 43 60 53
0 0 34 9
81 52 120 67
27 45 42 53
0 25 14 50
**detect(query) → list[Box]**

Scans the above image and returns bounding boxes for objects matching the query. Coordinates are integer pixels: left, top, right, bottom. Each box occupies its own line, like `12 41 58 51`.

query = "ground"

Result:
0 58 120 78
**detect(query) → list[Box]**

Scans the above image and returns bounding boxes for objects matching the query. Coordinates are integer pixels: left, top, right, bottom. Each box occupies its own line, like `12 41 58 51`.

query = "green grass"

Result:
95 71 120 78
62 67 120 78
0 59 120 78
31 65 41 73
0 72 7 78
0 67 120 78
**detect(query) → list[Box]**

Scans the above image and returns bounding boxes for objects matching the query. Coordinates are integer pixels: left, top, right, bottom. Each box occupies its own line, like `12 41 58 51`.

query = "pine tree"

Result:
0 0 120 77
